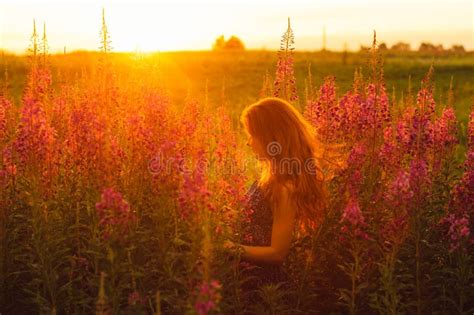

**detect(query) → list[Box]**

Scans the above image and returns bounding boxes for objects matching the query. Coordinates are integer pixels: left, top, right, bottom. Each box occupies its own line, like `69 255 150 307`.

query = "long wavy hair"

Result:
240 97 339 230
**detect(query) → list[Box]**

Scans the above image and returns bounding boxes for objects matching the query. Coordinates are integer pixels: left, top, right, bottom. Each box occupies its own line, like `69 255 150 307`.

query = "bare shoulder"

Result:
278 180 296 198
283 180 297 193
273 181 297 217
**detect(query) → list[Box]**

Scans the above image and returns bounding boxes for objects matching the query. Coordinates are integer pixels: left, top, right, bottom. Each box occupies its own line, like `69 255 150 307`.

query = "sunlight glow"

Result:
0 0 472 53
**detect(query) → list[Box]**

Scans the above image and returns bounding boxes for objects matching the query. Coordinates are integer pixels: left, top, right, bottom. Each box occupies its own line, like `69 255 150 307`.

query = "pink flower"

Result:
177 150 215 218
360 83 390 131
64 107 108 184
126 113 154 155
0 96 8 141
14 96 55 168
340 197 365 226
409 159 430 197
347 143 367 168
0 170 6 187
128 291 145 306
95 187 136 240
304 76 338 141
274 57 298 102
273 20 298 102
379 127 396 163
194 280 222 315
338 91 363 140
440 214 470 252
395 111 413 151
442 109 473 249
433 108 457 148
340 195 370 241
469 109 474 148
385 170 413 207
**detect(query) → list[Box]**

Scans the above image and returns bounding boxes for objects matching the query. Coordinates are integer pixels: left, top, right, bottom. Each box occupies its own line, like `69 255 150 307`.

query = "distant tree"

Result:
419 42 443 53
390 42 410 52
378 42 388 50
212 35 226 51
450 44 465 53
359 45 370 52
225 36 245 50
212 35 245 51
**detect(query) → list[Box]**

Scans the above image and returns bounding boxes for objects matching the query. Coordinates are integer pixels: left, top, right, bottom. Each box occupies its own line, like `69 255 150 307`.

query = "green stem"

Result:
351 242 360 315
415 226 421 315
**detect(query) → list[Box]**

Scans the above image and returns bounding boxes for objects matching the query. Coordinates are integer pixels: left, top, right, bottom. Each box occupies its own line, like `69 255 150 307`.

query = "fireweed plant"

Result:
0 13 472 315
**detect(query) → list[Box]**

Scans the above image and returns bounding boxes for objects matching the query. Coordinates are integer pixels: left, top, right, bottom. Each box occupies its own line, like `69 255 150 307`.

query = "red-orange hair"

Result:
240 97 333 230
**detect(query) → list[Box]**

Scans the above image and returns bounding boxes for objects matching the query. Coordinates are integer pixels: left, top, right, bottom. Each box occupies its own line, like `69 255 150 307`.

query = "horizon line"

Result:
2 47 473 57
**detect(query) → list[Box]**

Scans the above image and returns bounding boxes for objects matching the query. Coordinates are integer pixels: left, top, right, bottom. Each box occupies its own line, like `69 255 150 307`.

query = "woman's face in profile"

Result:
245 132 267 160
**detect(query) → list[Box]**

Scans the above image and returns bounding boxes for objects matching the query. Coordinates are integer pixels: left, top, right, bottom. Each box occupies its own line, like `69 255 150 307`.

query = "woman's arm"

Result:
230 186 296 265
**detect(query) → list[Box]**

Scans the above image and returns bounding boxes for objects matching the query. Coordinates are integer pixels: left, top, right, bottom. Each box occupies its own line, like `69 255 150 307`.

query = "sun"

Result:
103 4 225 52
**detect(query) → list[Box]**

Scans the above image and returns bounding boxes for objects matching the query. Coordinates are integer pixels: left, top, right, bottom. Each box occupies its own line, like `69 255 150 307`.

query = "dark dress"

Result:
239 180 290 296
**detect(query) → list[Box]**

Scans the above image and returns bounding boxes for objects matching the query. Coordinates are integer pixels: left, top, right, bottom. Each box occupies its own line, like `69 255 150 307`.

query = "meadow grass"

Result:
2 50 473 124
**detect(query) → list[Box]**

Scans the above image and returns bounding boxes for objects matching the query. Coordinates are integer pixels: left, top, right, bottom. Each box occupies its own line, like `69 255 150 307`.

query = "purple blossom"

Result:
469 109 474 148
128 291 145 306
0 97 8 141
439 109 473 252
433 108 457 148
304 76 338 141
194 280 222 315
178 150 214 218
14 96 55 168
341 197 365 226
409 158 430 197
337 91 364 141
379 126 399 168
346 143 367 168
360 83 390 131
385 170 414 207
273 19 298 102
95 187 136 240
440 214 470 252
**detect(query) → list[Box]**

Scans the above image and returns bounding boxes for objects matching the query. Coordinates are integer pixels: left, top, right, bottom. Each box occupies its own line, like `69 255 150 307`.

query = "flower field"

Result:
0 17 473 315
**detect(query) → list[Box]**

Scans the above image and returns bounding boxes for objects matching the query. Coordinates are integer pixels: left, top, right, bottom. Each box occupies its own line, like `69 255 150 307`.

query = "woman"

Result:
225 97 331 296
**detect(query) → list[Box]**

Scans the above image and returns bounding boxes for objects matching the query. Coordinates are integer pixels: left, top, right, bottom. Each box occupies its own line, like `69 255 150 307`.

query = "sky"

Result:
0 0 473 54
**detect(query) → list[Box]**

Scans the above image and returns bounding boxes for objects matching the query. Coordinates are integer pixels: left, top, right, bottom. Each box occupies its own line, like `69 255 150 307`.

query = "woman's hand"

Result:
223 240 235 250
223 239 244 258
